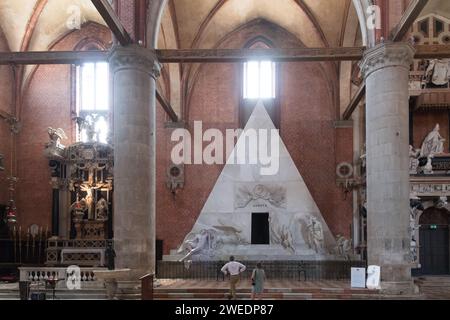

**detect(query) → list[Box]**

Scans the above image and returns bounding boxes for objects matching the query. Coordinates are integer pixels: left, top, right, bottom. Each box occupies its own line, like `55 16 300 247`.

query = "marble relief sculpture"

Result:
302 216 324 253
335 235 352 259
269 213 295 254
235 184 286 209
177 229 215 262
420 124 445 157
168 103 338 261
212 220 248 245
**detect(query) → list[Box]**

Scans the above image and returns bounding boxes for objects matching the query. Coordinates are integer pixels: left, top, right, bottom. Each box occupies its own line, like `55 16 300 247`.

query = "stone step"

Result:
154 287 379 295
416 276 450 282
153 292 424 300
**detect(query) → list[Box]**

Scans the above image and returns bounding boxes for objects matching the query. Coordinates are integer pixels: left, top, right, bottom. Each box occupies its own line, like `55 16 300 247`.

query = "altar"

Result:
43 122 114 267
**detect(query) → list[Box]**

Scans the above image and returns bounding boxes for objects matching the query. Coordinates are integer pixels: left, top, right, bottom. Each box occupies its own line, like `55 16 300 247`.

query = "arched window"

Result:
74 43 109 144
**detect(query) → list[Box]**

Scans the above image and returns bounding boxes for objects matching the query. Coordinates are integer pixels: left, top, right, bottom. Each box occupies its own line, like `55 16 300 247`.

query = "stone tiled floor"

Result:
1 277 449 300
154 278 450 300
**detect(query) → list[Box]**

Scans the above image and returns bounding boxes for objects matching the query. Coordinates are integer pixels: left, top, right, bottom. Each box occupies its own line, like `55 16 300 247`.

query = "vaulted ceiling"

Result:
0 0 105 52
167 0 354 49
0 0 359 52
0 0 449 53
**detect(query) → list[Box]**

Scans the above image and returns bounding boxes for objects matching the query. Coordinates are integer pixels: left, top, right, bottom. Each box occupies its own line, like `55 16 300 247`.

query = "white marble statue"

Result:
423 156 434 175
425 59 450 86
409 145 420 174
420 124 445 157
47 127 67 147
178 229 213 262
45 127 67 157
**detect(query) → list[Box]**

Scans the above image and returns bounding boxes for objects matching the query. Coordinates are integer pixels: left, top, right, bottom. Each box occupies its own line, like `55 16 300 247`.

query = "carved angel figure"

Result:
46 127 67 148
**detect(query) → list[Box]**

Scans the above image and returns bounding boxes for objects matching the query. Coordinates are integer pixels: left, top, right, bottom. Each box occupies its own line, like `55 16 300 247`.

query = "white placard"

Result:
351 267 366 288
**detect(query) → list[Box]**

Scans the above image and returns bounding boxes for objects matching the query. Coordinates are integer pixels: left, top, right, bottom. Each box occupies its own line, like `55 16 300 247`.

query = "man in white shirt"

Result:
221 256 246 300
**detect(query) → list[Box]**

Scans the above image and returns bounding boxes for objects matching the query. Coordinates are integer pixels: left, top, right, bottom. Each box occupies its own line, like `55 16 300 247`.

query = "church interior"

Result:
1 0 450 300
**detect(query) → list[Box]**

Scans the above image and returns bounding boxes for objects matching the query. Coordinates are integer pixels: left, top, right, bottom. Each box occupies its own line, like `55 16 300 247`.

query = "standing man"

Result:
221 256 246 300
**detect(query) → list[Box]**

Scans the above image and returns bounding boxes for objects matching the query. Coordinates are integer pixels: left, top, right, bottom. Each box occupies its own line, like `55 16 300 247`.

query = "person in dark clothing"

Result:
105 242 116 270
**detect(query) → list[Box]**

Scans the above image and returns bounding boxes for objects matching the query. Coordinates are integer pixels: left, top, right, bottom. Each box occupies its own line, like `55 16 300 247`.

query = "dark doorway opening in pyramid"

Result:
251 212 270 245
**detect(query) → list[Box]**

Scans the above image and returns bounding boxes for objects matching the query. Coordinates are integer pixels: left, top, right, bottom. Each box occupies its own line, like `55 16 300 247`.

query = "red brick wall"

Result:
0 27 13 205
280 62 353 239
155 21 354 254
413 110 449 153
15 24 111 230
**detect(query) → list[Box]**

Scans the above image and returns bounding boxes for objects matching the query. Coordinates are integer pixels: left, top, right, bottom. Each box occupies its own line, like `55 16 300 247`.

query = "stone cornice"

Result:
359 42 416 78
109 45 161 79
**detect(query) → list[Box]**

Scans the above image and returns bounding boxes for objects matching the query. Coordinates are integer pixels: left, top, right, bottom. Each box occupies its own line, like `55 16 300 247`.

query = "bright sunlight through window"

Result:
77 62 109 144
243 60 276 99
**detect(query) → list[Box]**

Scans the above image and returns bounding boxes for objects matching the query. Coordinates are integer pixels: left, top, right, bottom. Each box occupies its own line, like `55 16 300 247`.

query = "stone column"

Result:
51 180 60 237
109 45 160 279
359 42 416 294
49 162 60 238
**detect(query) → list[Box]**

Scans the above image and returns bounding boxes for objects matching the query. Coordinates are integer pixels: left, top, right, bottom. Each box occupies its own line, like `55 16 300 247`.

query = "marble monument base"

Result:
164 244 342 262
380 280 419 295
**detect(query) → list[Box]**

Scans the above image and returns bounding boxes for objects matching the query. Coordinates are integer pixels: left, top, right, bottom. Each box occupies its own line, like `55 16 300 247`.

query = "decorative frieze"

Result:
410 182 450 196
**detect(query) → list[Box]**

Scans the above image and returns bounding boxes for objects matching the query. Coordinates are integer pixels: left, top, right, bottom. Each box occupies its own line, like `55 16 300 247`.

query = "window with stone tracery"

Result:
76 61 109 144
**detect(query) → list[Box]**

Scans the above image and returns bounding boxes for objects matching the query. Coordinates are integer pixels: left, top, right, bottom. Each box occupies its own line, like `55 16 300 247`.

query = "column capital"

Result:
359 42 416 78
109 45 161 79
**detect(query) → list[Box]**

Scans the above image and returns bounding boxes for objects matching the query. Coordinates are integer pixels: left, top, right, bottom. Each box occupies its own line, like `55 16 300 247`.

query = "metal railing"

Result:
156 260 367 281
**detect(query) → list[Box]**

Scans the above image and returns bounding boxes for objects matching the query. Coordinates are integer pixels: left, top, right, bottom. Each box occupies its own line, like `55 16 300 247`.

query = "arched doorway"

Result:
418 207 450 275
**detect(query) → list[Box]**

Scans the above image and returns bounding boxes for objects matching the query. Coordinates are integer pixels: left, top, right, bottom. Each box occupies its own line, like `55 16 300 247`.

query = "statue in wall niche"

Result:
303 216 324 254
178 229 215 262
420 124 446 158
96 197 108 221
